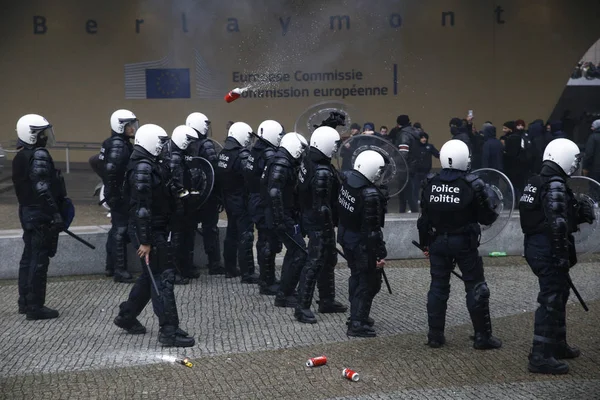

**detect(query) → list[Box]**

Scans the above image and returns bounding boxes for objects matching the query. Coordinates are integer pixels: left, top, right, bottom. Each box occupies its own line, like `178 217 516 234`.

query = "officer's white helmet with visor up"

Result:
172 125 199 150
280 132 306 159
135 124 169 156
310 126 341 158
186 112 212 137
354 150 386 183
110 109 139 134
440 139 471 171
543 138 582 176
16 114 56 147
258 120 284 147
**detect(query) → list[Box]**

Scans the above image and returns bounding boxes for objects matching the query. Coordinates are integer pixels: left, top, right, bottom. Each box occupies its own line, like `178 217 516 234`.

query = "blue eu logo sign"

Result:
145 68 191 99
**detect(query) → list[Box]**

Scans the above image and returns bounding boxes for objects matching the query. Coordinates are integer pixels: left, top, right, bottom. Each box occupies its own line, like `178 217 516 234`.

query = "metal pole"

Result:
65 147 70 174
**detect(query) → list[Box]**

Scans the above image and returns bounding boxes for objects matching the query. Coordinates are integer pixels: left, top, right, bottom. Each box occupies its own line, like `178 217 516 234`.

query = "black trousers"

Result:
196 196 221 266
119 227 179 329
223 194 255 277
105 209 129 273
297 230 338 309
343 244 382 323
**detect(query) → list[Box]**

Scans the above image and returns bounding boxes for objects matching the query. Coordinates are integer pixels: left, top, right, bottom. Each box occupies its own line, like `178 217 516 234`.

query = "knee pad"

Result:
473 282 490 306
114 226 128 242
260 240 273 260
538 292 563 313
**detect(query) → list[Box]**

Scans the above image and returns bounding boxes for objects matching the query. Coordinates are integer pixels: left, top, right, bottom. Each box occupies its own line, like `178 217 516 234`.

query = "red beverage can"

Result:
224 90 241 103
342 368 360 381
306 356 327 367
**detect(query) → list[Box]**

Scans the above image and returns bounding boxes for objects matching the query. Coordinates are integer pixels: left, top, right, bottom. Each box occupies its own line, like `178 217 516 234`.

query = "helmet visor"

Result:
31 124 55 147
156 135 169 154
569 153 583 176
120 118 139 135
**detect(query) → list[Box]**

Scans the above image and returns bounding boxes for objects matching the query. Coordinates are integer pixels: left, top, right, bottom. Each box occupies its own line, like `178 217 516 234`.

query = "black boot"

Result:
26 306 59 320
294 308 317 324
114 269 135 283
18 296 27 315
225 268 240 278
259 283 279 296
241 274 260 284
208 261 225 275
318 299 348 313
528 343 569 375
105 269 115 277
274 293 298 308
470 308 502 350
346 321 376 337
426 330 446 348
158 325 195 348
554 341 581 359
346 316 374 327
114 315 147 334
174 273 190 285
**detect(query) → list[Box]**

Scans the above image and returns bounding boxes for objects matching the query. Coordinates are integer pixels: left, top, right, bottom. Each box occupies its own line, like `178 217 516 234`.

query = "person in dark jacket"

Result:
100 110 138 283
393 115 421 213
582 119 600 183
549 121 567 140
481 125 503 171
503 121 527 200
415 132 439 187
450 117 472 152
528 120 546 174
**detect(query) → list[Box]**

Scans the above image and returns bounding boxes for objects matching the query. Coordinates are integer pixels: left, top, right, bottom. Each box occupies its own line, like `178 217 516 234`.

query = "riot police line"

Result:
10 106 597 374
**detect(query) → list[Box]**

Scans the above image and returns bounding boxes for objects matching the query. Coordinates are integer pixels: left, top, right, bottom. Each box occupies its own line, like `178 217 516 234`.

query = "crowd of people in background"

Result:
571 61 600 80
342 113 600 213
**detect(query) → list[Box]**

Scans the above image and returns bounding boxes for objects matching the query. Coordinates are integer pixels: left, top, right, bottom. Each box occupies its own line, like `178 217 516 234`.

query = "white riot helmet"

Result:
257 120 284 147
310 126 341 158
354 150 386 183
228 122 253 147
543 138 582 176
171 125 199 150
440 139 471 171
110 109 138 134
134 124 169 156
16 114 55 147
279 132 306 159
186 112 211 137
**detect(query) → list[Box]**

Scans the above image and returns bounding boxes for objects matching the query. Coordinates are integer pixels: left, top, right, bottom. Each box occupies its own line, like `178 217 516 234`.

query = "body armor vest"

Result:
216 142 245 194
337 171 366 232
12 148 63 208
423 174 476 232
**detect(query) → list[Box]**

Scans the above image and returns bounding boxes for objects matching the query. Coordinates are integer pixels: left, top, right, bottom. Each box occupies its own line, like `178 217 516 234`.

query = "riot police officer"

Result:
100 109 138 283
216 122 258 282
264 132 308 307
163 125 200 284
295 126 347 323
244 120 284 295
13 114 66 320
114 124 194 347
417 140 502 350
185 112 224 275
520 138 594 375
337 150 387 337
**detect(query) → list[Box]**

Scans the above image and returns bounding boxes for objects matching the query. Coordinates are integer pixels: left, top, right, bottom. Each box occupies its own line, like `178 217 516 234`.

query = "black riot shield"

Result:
187 156 215 210
334 134 408 197
471 168 516 245
569 176 600 255
294 100 364 142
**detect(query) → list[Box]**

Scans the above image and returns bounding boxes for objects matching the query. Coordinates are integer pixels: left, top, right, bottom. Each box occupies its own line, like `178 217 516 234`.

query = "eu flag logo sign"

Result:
145 68 191 99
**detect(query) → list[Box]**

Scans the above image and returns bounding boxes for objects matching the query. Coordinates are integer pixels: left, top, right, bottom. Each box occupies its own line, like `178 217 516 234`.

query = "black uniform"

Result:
295 148 347 323
337 169 386 337
520 161 592 374
264 148 307 307
245 139 281 294
114 146 194 347
417 169 501 349
395 125 421 213
13 143 66 319
216 137 256 281
163 140 200 282
100 132 134 282
191 138 223 274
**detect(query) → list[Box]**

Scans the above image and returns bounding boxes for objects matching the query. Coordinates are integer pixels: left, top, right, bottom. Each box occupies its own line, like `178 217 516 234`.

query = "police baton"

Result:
411 240 464 281
567 276 589 312
63 229 96 250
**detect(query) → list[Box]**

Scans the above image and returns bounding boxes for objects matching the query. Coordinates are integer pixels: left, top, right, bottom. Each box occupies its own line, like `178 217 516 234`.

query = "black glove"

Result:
578 199 595 224
317 111 346 129
51 212 65 232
